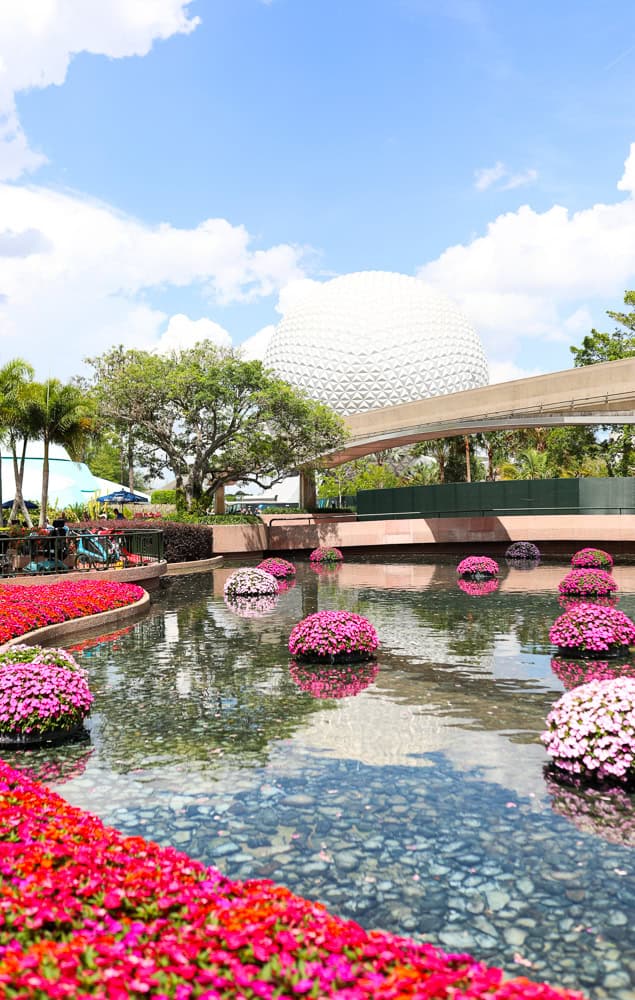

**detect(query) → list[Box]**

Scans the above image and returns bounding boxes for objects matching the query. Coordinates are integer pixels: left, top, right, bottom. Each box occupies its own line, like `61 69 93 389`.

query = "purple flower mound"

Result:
558 568 617 598
542 677 635 783
0 645 93 740
571 547 613 571
223 567 279 598
549 603 635 656
505 541 540 561
309 547 344 563
256 557 296 579
288 610 379 662
457 577 499 597
456 556 499 579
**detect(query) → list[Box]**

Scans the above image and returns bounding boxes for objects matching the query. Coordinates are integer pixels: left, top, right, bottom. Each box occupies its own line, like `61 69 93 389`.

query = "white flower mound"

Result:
265 271 489 416
224 568 279 598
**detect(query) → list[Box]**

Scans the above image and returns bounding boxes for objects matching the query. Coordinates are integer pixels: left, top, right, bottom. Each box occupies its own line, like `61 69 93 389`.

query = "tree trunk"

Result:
10 438 33 528
438 455 445 484
464 436 471 483
0 446 3 527
128 434 135 492
40 435 50 527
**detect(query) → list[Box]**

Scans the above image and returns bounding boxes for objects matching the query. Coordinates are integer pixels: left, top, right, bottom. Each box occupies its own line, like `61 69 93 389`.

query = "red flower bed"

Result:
0 581 145 645
0 761 585 999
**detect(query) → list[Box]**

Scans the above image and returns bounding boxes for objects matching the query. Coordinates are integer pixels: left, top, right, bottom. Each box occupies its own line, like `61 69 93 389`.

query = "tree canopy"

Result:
86 343 347 509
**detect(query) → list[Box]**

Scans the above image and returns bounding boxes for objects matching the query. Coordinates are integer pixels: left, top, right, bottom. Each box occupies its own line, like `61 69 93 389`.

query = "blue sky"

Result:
1 0 635 383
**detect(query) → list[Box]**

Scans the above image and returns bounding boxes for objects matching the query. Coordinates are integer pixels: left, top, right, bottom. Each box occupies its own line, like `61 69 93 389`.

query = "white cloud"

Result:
474 161 538 192
0 1 200 180
239 324 275 361
155 314 232 354
420 149 635 369
0 184 307 376
275 277 324 315
487 360 544 385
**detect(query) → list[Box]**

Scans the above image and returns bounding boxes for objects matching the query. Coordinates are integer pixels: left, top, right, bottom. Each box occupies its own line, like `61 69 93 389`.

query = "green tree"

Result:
26 380 95 526
499 447 550 480
0 361 38 527
570 290 635 477
87 343 347 510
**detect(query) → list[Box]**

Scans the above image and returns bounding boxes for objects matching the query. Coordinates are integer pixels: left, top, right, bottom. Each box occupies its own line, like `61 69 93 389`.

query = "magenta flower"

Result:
549 603 635 655
456 556 499 579
571 547 613 571
257 557 296 578
309 547 343 564
558 569 617 598
288 610 378 662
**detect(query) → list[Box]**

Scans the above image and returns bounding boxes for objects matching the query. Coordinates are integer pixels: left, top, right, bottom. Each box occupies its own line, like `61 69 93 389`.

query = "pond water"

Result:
4 561 635 1000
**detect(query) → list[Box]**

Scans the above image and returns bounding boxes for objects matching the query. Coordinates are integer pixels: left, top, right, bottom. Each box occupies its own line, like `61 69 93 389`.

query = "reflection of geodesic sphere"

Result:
264 271 488 415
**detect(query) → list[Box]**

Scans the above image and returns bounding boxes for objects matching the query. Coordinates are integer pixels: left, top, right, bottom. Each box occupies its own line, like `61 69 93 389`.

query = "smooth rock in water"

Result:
485 887 511 911
334 851 359 872
281 793 315 807
504 927 527 947
439 930 476 951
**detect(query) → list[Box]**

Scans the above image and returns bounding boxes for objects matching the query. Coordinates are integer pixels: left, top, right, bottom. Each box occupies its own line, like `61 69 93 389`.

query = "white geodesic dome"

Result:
264 271 489 415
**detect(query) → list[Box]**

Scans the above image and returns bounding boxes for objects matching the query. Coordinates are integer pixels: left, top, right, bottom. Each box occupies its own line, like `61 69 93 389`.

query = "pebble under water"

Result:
5 560 635 1000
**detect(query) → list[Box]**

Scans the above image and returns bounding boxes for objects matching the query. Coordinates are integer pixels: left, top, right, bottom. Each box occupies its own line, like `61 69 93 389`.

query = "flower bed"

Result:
0 645 93 747
0 761 585 999
549 603 635 657
550 656 635 691
224 594 278 618
544 773 635 847
571 547 613 571
457 577 500 596
309 546 344 563
542 677 635 783
0 580 145 646
289 660 379 699
256 557 296 578
505 541 540 561
558 568 617 598
288 610 379 662
456 556 499 579
223 568 279 599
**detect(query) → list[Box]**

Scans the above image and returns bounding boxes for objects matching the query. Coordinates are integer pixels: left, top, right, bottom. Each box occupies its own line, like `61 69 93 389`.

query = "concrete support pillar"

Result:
214 485 226 515
299 470 317 510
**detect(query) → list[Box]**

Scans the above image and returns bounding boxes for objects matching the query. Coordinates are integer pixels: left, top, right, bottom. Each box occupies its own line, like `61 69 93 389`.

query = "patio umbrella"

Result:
95 490 149 504
2 499 38 509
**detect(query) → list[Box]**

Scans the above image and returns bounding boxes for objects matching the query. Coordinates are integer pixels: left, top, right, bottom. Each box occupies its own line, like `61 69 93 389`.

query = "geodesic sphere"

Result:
264 271 488 415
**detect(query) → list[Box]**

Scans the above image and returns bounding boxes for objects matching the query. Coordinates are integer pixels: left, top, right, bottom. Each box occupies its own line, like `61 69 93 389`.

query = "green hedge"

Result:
150 490 177 504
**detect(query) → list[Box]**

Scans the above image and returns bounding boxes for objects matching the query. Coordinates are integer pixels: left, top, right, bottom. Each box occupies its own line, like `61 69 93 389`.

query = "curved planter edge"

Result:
0 720 88 749
0 591 151 653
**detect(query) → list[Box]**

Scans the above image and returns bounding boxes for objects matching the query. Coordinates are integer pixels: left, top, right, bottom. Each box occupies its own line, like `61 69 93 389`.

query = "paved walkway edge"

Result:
165 556 223 576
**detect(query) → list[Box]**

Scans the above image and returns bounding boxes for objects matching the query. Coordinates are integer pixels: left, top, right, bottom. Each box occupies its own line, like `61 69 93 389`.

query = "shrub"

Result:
289 660 379 699
542 677 635 782
505 541 540 560
0 645 93 742
309 546 344 563
256 557 296 578
549 603 635 656
550 656 635 691
150 489 177 504
456 556 499 579
0 760 584 999
288 610 378 662
571 547 613 570
558 569 617 598
457 577 499 596
224 568 279 598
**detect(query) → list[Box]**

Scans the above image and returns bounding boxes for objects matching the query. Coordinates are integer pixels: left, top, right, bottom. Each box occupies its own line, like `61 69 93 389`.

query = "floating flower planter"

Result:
571 547 613 571
549 603 635 657
542 677 635 784
550 656 635 691
289 660 379 699
456 556 499 579
288 610 378 663
309 547 344 564
224 594 278 618
0 645 93 748
505 541 540 561
558 568 617 599
256 557 296 578
457 577 499 596
223 567 279 599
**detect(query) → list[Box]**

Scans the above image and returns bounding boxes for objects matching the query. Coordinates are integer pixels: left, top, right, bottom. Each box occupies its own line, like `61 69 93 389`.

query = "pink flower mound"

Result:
0 645 93 739
550 656 635 691
549 603 635 655
542 677 635 782
0 580 145 645
558 569 617 598
545 774 635 847
571 547 613 571
456 556 499 578
0 761 586 999
288 610 379 661
457 577 499 597
256 557 296 578
223 568 279 598
289 660 379 699
309 546 344 563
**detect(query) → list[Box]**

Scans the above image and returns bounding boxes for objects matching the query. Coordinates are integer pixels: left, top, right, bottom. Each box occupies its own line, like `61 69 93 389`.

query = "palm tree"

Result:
26 380 95 526
0 359 35 527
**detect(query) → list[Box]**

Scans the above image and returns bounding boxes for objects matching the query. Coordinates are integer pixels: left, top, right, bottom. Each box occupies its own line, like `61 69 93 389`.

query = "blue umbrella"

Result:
96 490 148 504
2 499 38 509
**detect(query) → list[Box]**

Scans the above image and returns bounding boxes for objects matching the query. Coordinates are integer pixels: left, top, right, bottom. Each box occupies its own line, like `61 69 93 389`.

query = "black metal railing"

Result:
0 528 164 578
